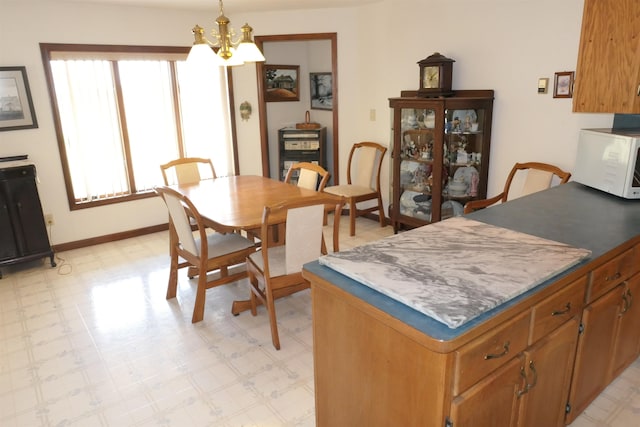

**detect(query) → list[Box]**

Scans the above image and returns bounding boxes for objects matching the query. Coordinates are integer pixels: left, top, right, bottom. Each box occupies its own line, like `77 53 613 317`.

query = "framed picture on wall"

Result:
553 71 574 98
264 64 300 102
0 66 38 131
310 72 333 110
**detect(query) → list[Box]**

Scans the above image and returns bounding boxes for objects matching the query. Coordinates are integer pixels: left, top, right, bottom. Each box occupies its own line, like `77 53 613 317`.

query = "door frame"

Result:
255 33 339 183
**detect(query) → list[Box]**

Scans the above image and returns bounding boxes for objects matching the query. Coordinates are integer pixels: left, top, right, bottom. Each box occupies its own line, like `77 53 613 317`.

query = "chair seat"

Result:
196 232 256 258
325 184 374 198
248 246 287 277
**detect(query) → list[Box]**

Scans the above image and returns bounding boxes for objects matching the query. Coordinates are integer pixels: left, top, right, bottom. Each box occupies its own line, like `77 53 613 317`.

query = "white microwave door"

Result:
574 131 632 197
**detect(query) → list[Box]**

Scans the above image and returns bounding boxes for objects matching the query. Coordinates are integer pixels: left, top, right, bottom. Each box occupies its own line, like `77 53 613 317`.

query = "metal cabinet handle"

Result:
551 303 571 316
484 341 510 360
516 360 539 398
516 366 529 398
527 360 538 390
606 272 622 282
620 287 632 316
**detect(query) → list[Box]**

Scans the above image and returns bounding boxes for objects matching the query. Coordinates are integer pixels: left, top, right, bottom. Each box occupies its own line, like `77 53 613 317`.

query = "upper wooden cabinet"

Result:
573 0 640 113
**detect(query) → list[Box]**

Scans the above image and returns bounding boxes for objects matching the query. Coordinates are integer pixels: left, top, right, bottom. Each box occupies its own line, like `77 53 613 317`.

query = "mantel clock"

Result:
418 52 455 98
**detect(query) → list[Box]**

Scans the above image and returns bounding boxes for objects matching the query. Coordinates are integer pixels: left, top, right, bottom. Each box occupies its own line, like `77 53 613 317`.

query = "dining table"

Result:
170 174 339 315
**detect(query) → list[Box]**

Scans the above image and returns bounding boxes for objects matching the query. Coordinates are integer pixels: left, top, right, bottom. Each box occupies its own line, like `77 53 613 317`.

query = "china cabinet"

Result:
278 127 326 183
388 90 494 232
573 0 640 113
0 164 55 278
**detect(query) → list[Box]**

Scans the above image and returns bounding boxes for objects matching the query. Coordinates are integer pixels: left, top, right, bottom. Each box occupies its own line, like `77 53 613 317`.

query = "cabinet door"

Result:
518 318 579 427
8 176 50 255
0 183 19 261
392 105 443 229
566 284 622 423
573 0 640 113
610 273 640 378
450 356 523 427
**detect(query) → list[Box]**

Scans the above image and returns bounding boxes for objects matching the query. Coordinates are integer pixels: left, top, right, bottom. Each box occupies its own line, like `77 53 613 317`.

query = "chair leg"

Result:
167 253 179 299
349 199 356 237
377 194 386 227
249 273 259 316
191 273 207 323
265 288 281 350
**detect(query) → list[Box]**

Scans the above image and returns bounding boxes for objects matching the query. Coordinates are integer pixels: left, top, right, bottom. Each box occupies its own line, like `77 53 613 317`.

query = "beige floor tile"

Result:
0 216 637 426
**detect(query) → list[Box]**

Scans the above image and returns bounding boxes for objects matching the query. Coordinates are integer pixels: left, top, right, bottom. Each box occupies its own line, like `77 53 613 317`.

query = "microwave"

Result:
573 128 640 199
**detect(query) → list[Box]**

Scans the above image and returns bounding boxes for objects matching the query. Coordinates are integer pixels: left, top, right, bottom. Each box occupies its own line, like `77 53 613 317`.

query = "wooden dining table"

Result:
170 175 338 315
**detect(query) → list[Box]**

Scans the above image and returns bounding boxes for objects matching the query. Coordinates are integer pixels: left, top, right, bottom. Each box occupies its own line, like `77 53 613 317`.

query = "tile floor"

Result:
0 217 638 426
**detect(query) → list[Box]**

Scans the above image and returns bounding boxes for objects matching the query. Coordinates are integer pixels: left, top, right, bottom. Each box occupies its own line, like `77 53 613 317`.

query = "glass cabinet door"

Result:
398 107 437 222
441 107 486 219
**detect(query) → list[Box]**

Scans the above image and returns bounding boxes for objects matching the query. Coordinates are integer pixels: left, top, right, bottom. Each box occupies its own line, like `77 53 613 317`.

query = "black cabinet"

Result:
278 127 326 182
0 165 55 278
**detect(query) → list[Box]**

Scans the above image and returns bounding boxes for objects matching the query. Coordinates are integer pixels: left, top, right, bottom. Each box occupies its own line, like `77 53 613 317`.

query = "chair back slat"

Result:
352 146 378 188
160 157 216 186
157 189 199 255
284 161 330 191
297 168 320 190
174 163 202 185
284 204 325 274
520 169 553 197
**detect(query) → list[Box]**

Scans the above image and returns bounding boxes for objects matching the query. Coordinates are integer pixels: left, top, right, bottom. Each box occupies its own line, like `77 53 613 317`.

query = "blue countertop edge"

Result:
304 258 587 342
304 182 640 342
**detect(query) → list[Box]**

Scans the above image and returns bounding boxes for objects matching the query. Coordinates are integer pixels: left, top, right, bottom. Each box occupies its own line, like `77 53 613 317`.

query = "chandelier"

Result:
188 0 265 67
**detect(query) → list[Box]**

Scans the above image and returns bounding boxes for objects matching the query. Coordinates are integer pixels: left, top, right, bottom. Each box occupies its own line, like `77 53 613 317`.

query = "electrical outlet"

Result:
44 214 54 226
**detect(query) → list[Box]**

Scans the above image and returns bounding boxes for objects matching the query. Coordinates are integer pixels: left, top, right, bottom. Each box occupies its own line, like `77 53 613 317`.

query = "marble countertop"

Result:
319 217 590 328
304 182 640 340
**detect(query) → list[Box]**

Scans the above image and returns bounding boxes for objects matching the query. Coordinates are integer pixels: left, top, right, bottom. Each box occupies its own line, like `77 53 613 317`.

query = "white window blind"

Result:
45 46 234 206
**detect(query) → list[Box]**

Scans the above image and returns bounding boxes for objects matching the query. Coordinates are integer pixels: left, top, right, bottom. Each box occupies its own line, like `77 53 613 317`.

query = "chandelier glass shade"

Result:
188 0 265 67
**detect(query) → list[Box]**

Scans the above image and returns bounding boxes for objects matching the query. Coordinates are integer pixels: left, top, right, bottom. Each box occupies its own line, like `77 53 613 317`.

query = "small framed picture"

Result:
310 72 333 110
264 64 299 102
0 66 38 131
553 71 574 98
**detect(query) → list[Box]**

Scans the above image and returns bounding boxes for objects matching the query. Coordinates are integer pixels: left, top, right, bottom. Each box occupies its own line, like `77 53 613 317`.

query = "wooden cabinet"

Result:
451 319 579 427
0 165 55 278
573 0 640 113
305 182 640 426
566 250 640 424
388 90 493 232
517 319 580 427
278 127 326 183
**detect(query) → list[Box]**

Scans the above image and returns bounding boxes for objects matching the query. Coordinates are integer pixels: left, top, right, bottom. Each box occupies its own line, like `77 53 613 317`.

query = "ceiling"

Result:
43 0 379 12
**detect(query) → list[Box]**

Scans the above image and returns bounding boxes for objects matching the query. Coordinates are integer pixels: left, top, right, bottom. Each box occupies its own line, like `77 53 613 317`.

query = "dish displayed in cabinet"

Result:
447 166 479 197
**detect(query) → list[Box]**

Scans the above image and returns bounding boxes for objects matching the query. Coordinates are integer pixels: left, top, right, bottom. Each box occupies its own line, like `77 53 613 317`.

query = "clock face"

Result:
423 66 440 89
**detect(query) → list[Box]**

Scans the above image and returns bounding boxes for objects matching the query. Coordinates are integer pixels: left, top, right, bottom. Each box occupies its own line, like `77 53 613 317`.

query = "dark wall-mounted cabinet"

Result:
0 165 55 278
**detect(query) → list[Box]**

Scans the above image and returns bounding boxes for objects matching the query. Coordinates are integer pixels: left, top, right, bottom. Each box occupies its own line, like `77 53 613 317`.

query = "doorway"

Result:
255 33 339 184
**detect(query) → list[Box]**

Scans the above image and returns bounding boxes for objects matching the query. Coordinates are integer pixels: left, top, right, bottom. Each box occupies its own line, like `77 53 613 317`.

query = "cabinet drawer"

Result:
589 248 638 303
529 276 587 344
453 310 531 395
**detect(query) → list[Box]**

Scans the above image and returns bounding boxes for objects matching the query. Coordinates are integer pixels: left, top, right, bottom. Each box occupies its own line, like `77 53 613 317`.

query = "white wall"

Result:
0 0 613 246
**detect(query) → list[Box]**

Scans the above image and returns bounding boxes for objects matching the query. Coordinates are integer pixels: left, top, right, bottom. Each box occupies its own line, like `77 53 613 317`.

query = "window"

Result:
40 44 237 209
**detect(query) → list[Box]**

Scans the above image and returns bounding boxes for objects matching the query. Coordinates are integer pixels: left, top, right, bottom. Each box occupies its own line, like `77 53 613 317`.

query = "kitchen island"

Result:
303 182 640 426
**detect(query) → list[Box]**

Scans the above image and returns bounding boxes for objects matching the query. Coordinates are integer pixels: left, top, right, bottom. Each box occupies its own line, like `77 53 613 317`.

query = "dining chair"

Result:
154 186 257 323
323 141 387 236
160 157 216 186
245 193 345 350
463 162 571 214
284 161 331 191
